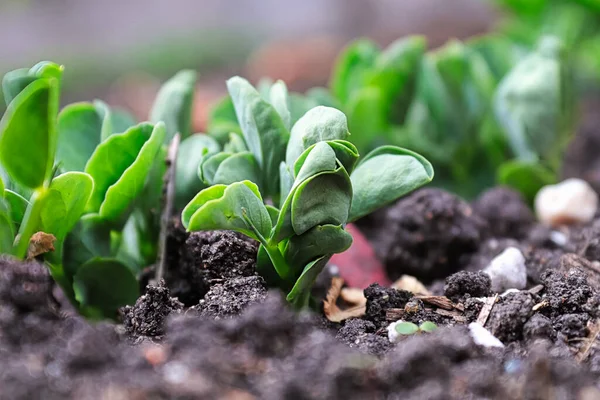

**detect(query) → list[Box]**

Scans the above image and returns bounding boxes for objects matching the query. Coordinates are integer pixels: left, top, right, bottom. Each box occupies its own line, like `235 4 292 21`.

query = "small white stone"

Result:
535 178 598 226
468 322 504 348
483 247 527 292
500 288 520 297
549 231 568 247
387 320 404 344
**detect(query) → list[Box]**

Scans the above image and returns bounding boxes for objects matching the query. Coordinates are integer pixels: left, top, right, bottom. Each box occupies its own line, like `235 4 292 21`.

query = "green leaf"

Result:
85 123 166 223
330 39 380 104
4 190 29 228
63 214 113 279
38 171 94 241
345 87 388 152
150 70 197 141
0 79 56 189
223 132 248 153
284 224 352 271
286 106 350 167
494 36 569 164
497 160 555 204
182 180 272 241
419 321 438 333
226 76 289 197
269 80 291 130
2 69 36 106
175 134 220 209
200 152 262 189
291 167 352 236
0 197 13 253
207 95 241 145
73 258 139 319
349 146 434 222
57 102 103 172
395 321 420 335
286 255 329 308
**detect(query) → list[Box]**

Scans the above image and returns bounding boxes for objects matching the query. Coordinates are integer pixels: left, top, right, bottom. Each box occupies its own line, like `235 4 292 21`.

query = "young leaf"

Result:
269 80 292 130
395 321 420 335
2 68 36 106
226 77 289 197
291 167 352 236
57 103 104 172
73 258 139 319
345 87 388 152
38 171 94 241
286 106 350 167
286 256 329 308
284 224 352 270
349 146 434 222
150 70 197 141
330 39 380 104
0 79 55 189
207 95 241 145
0 197 13 253
419 321 438 333
200 152 262 189
4 190 28 228
175 134 220 209
182 181 272 240
85 122 166 222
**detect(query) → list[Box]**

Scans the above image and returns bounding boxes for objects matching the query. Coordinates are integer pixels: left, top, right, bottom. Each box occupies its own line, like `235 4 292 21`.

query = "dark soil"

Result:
473 186 535 239
358 188 487 282
444 271 492 302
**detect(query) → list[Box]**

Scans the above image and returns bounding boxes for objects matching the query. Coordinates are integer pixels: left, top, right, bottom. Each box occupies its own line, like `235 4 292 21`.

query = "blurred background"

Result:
0 0 495 131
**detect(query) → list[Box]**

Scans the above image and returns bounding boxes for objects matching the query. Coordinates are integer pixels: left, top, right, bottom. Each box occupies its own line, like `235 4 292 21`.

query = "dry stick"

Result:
154 133 181 284
476 294 498 326
576 319 600 363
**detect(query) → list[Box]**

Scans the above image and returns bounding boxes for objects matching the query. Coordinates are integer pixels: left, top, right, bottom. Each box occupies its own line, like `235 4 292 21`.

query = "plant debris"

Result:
324 277 366 322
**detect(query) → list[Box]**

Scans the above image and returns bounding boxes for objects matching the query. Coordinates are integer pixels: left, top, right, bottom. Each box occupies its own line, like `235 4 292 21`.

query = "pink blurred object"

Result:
330 224 391 289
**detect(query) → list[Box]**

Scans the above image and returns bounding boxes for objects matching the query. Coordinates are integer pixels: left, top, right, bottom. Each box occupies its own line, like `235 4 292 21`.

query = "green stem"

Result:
13 188 46 259
242 210 290 281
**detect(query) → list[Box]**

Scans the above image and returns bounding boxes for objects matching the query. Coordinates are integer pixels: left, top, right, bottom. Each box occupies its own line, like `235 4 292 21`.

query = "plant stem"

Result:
13 188 46 259
154 133 180 284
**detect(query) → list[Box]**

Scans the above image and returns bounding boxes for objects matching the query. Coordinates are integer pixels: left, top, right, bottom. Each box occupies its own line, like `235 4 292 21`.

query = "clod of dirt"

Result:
473 187 534 239
121 280 183 340
486 292 535 342
523 314 555 341
553 313 589 339
195 275 267 319
573 218 600 263
539 267 594 317
364 284 411 328
444 271 491 302
0 256 54 313
365 189 486 282
535 178 598 226
483 247 527 292
171 230 258 305
336 318 391 356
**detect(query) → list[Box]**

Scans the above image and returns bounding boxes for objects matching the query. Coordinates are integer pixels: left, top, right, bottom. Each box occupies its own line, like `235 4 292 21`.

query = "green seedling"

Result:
183 77 434 308
395 321 438 335
0 62 199 319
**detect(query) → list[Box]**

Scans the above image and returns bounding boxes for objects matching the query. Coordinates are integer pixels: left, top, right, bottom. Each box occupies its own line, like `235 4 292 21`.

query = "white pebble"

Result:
468 322 504 348
483 247 527 292
535 178 598 226
387 320 404 344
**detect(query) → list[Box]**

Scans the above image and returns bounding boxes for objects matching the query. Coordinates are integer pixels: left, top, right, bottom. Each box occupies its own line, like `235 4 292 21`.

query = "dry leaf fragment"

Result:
26 232 56 260
391 275 431 295
340 287 367 306
324 277 366 322
415 295 460 311
476 295 498 326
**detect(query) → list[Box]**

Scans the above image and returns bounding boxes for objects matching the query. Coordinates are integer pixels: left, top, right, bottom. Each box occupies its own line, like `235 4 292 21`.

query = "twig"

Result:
576 319 600 363
154 133 180 284
415 295 462 311
476 294 498 326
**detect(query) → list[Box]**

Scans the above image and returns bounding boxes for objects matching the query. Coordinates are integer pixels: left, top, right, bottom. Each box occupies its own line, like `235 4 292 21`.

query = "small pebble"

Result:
483 247 527 292
535 178 598 226
468 322 504 348
386 320 403 344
